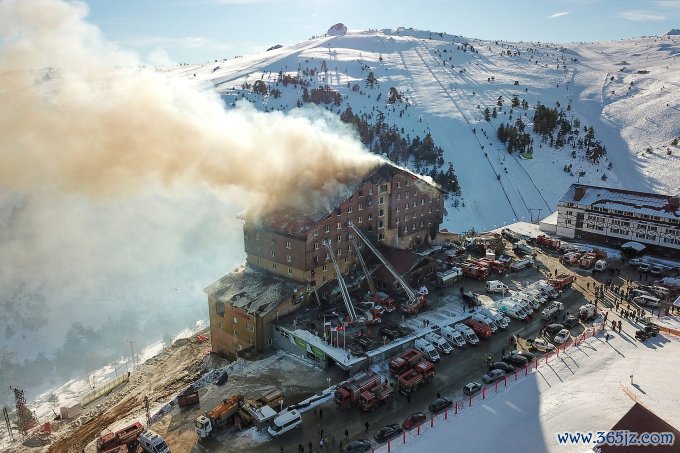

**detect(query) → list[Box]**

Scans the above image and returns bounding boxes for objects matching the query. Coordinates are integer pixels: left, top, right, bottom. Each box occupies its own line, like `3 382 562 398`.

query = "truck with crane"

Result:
388 348 424 376
350 224 428 315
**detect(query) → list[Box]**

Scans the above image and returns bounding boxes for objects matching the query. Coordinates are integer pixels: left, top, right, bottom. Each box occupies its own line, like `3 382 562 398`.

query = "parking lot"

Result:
190 240 620 453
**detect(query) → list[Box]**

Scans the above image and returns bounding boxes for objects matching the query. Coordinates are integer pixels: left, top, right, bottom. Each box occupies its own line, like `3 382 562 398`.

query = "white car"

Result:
532 338 555 352
553 329 571 345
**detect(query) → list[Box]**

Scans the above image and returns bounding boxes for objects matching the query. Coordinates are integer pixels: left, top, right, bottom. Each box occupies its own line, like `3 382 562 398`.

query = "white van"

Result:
139 430 170 453
424 332 453 355
485 280 509 293
634 295 660 307
479 307 510 329
649 286 671 297
268 410 302 437
415 338 441 362
454 324 479 345
499 300 526 320
471 312 497 332
440 325 466 348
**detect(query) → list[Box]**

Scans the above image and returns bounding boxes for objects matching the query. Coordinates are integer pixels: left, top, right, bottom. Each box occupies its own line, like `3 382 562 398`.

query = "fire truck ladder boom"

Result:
349 223 416 302
323 240 358 322
352 238 376 294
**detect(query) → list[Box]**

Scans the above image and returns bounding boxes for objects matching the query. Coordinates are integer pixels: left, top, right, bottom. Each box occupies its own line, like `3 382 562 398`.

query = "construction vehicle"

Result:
461 263 489 280
195 395 244 439
397 361 435 394
239 389 284 426
464 233 504 253
178 388 199 408
388 348 424 376
350 224 428 315
463 319 493 339
334 371 387 410
501 228 521 243
359 381 393 412
97 422 145 453
535 235 562 250
547 274 575 291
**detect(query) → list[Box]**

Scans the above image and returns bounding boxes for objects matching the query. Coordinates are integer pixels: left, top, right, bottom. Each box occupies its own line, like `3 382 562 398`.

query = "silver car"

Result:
482 369 506 384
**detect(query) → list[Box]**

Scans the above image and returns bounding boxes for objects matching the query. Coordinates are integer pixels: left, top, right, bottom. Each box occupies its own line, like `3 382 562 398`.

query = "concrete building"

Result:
556 184 680 256
242 162 445 286
204 265 310 360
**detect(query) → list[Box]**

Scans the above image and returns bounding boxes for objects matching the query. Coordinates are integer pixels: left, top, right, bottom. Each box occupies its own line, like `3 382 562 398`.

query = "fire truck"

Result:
97 422 145 453
398 361 435 394
388 349 424 377
334 371 391 410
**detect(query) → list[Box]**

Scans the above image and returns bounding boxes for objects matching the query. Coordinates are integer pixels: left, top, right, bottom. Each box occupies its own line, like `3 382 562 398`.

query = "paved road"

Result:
198 251 597 453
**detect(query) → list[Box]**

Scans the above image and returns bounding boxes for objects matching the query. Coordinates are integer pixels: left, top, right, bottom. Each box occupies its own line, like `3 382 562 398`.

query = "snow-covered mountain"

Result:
168 28 680 232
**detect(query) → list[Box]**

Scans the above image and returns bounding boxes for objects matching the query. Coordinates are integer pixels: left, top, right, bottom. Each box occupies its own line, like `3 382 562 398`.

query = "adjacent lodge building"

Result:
556 184 680 256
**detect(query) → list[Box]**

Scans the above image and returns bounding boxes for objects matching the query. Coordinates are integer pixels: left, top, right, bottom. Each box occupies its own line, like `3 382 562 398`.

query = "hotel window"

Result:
322 264 328 272
368 199 373 207
368 214 373 221
314 242 319 250
272 263 277 270
337 222 341 230
255 233 260 240
325 225 330 233
412 223 416 230
337 235 342 243
403 227 408 234
348 206 353 213
379 196 385 205
380 184 388 192
379 220 384 229
359 203 363 211
405 191 409 198
406 180 410 186
286 240 291 249
313 228 318 237
412 201 417 208
286 255 291 263
397 182 401 188
369 188 373 195
358 216 363 224
396 205 400 212
233 317 238 324
397 193 401 200
378 232 385 241
379 209 385 217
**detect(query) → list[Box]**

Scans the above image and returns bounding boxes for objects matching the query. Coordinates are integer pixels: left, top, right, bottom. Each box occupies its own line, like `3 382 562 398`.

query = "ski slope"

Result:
170 29 680 232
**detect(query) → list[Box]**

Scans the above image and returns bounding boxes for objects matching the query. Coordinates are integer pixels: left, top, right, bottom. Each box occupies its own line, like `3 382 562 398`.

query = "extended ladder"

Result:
349 223 416 303
352 238 376 294
323 240 358 322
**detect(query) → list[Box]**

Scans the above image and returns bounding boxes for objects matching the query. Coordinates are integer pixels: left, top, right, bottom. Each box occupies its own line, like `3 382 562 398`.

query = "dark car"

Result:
215 370 229 386
344 439 371 453
374 424 403 443
379 325 401 340
563 315 579 328
461 291 480 306
639 324 659 336
502 353 529 367
401 412 427 430
463 382 482 396
429 396 453 414
545 323 565 336
635 330 653 342
490 362 515 373
515 350 536 362
394 324 414 336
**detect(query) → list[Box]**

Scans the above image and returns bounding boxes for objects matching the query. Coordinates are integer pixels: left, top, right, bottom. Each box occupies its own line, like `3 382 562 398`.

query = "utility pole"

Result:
128 340 136 370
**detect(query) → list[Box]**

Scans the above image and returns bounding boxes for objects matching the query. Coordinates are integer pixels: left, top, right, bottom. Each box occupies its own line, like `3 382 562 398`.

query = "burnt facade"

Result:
243 163 445 285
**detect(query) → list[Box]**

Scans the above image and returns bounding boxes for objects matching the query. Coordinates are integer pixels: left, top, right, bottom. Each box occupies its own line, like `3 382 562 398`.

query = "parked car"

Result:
630 288 652 299
634 295 660 307
553 329 571 345
638 263 651 273
215 370 229 386
482 369 506 384
635 330 653 342
532 338 555 352
401 412 427 430
638 324 659 336
345 439 372 453
563 315 579 328
429 396 453 413
379 325 401 340
374 424 403 443
461 291 481 306
515 350 536 362
463 382 482 396
490 362 515 373
545 323 565 336
502 353 529 367
650 265 664 275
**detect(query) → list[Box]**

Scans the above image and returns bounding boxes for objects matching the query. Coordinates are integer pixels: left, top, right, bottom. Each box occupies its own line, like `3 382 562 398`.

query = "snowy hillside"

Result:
168 28 680 232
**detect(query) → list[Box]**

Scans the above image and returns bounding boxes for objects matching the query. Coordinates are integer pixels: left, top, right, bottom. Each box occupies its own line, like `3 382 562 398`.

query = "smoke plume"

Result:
0 0 381 215
0 0 380 392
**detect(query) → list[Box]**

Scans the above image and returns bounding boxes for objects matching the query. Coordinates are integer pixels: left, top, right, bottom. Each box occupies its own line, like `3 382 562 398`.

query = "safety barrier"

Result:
370 327 599 453
79 372 130 407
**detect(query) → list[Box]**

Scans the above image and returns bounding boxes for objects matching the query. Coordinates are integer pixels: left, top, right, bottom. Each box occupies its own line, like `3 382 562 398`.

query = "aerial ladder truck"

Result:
349 224 428 315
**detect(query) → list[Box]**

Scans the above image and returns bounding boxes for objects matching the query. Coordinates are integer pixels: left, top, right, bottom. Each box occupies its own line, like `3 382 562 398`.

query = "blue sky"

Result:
85 0 680 63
